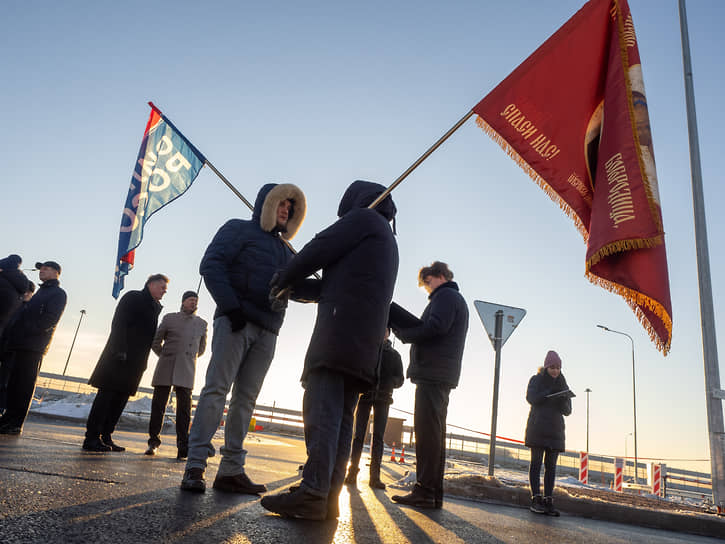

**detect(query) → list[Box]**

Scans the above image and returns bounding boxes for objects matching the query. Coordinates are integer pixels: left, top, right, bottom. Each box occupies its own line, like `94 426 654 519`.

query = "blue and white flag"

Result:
113 102 206 298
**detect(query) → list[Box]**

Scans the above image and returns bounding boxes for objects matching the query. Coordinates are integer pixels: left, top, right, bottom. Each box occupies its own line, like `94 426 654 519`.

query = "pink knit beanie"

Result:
544 350 561 368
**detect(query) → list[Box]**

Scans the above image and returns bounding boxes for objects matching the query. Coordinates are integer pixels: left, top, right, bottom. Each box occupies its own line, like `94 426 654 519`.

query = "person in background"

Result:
145 290 207 459
344 328 404 490
0 254 31 339
261 180 398 521
0 261 66 434
524 350 572 516
0 280 34 416
180 183 306 495
391 261 468 509
84 274 168 452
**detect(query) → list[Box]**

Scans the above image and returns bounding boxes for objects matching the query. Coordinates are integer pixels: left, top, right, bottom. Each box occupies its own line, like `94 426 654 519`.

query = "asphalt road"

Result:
0 419 720 544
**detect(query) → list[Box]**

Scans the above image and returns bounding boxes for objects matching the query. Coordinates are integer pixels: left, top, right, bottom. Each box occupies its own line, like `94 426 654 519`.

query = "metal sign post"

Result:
474 300 526 477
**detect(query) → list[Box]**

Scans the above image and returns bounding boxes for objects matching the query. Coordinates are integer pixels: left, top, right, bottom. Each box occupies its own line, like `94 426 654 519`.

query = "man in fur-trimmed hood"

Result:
181 183 306 494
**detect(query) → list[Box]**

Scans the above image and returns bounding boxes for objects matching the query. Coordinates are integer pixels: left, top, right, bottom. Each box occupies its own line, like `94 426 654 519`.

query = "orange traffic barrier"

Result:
399 445 406 464
390 443 397 462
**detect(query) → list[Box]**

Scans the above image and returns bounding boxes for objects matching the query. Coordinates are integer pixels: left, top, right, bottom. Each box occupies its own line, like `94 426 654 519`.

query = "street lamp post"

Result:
62 309 86 377
625 432 633 481
585 388 592 453
598 324 639 485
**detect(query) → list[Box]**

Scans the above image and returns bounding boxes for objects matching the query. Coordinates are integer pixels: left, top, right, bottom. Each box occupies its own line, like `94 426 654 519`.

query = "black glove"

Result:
226 308 247 332
269 285 290 312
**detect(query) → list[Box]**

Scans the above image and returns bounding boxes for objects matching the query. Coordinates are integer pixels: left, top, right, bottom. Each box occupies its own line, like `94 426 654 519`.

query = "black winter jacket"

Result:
275 180 399 386
88 286 162 396
361 339 404 404
524 369 572 451
395 282 469 388
3 278 66 355
200 184 294 333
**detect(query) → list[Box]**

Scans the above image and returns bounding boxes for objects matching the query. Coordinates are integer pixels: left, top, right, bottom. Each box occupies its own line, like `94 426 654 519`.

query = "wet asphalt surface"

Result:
0 418 722 544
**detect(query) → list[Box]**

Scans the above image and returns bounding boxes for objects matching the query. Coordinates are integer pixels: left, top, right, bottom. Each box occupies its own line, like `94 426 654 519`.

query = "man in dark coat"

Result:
261 180 399 521
0 261 67 434
391 261 468 509
181 183 307 494
344 328 404 490
83 274 168 452
0 254 31 339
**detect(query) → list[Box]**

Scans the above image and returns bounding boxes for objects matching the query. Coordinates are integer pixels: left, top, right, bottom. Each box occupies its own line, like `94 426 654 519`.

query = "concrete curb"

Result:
448 481 725 539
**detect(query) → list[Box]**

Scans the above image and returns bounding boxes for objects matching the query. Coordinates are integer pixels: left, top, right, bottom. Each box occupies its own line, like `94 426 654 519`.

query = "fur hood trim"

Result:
259 183 306 240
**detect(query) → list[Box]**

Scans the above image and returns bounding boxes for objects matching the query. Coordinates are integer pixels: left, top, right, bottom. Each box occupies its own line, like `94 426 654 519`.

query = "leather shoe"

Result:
102 436 125 452
82 438 111 452
181 467 206 493
369 479 386 490
0 424 22 435
391 484 436 509
177 447 188 460
145 446 158 456
260 488 327 520
213 472 266 494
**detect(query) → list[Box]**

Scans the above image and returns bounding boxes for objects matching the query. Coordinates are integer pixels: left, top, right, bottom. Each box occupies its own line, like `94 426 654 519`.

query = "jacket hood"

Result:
336 180 397 222
253 183 307 240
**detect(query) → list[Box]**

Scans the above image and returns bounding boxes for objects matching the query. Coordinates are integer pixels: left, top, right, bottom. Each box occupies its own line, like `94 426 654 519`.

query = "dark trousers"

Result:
529 446 559 497
85 388 129 441
148 385 192 449
414 383 450 501
349 395 390 480
0 350 43 428
301 369 361 500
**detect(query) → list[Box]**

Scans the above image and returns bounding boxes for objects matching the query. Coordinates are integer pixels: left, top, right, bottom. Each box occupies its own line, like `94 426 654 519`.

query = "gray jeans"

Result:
185 317 277 476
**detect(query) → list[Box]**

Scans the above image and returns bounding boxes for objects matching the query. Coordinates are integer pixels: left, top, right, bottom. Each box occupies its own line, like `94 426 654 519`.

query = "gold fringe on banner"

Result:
586 270 672 354
475 116 589 242
476 115 672 355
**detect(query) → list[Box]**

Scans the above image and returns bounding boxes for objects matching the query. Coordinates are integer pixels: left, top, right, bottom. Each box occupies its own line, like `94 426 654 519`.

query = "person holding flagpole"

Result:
261 180 398 521
180 183 306 494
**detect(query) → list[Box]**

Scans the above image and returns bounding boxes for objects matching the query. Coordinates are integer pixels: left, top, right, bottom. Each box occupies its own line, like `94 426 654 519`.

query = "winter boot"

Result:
529 494 545 514
544 496 560 516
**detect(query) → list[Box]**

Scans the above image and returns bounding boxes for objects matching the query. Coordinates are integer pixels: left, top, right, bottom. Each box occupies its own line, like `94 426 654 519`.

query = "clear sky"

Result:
2 0 723 472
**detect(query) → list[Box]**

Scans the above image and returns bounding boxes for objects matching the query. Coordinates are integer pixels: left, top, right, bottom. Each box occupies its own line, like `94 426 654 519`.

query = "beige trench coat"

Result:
151 311 207 389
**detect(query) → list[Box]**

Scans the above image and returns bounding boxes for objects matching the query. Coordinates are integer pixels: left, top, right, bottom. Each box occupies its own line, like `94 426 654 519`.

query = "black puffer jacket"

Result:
200 184 300 333
275 180 399 386
524 369 572 451
0 255 30 338
395 282 469 388
89 286 161 396
3 279 66 355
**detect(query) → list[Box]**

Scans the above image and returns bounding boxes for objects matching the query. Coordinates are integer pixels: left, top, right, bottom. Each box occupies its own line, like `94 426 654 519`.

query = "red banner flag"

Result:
473 0 672 353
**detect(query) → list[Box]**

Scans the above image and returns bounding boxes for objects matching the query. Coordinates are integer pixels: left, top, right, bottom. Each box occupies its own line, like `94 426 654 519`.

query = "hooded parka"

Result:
200 183 305 333
275 180 399 386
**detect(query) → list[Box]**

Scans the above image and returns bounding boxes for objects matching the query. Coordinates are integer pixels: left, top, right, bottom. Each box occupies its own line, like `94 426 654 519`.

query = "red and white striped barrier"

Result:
613 457 624 492
651 463 666 497
579 451 589 484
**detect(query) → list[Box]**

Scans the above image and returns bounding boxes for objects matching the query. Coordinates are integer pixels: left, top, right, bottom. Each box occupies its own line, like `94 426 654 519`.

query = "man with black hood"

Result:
181 183 306 494
261 180 398 521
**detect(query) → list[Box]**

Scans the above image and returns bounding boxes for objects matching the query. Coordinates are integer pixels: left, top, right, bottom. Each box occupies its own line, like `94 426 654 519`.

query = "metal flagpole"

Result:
368 110 474 210
678 0 725 512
